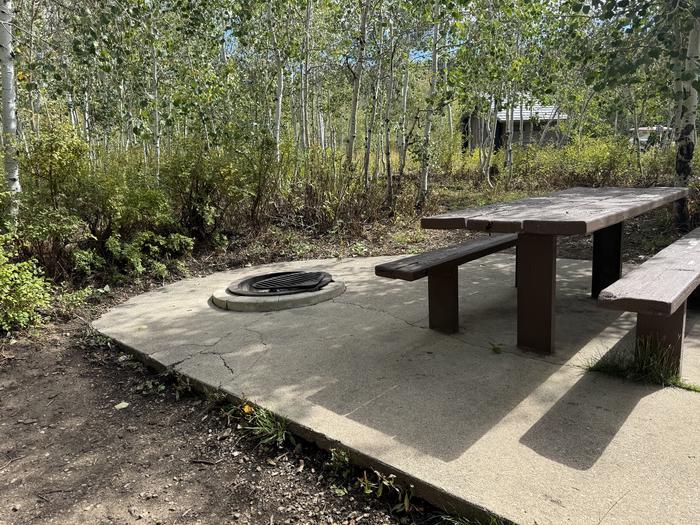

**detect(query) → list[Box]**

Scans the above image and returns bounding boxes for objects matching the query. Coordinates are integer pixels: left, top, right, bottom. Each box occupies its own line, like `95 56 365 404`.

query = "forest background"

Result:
1 0 698 331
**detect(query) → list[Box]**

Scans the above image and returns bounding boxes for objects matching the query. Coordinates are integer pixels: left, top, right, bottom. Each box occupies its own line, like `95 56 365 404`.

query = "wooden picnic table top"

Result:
421 186 689 235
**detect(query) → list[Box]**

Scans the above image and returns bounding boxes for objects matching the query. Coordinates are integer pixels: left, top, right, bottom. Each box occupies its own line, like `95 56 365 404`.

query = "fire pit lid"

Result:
228 271 333 297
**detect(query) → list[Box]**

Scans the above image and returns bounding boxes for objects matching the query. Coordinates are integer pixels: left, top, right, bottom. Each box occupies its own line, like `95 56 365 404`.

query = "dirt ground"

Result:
0 314 420 525
0 209 679 525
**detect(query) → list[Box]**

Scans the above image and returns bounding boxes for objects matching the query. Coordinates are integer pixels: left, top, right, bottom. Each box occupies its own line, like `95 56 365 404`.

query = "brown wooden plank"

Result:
523 188 689 234
375 234 517 281
598 228 700 316
421 187 689 235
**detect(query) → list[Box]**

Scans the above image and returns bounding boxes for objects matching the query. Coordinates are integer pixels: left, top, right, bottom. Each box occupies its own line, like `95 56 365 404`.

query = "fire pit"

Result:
212 270 345 312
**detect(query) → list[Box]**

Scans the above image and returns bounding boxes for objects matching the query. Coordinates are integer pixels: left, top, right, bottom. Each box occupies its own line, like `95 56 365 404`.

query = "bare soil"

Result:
0 315 418 525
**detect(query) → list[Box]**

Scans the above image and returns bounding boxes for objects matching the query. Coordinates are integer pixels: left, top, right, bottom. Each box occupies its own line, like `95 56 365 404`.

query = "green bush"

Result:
17 123 195 281
161 138 256 240
461 137 679 190
0 236 51 331
105 231 194 278
505 137 638 189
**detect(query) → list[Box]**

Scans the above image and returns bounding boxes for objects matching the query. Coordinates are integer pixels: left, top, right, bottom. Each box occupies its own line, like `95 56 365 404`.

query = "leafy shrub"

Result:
0 236 51 331
55 286 96 318
17 123 194 281
105 231 194 278
462 137 679 190
161 138 256 241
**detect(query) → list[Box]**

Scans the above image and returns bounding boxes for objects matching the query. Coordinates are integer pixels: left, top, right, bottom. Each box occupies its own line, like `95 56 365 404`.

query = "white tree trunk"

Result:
1 0 20 216
301 0 313 149
345 0 370 168
505 104 514 184
442 30 453 142
630 90 645 177
538 105 560 147
151 39 161 178
519 100 524 146
363 23 383 187
83 89 91 155
480 101 498 188
397 56 409 186
67 92 77 129
319 111 326 150
384 36 396 207
274 56 284 162
418 12 440 206
673 17 700 230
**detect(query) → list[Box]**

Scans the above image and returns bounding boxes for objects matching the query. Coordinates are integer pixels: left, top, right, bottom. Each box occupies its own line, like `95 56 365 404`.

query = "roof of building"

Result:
496 105 567 122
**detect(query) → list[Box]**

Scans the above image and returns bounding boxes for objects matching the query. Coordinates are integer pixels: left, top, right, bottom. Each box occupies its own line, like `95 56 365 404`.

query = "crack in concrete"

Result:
195 328 237 348
331 298 429 331
333 297 580 369
241 324 270 374
163 352 197 370
217 354 236 377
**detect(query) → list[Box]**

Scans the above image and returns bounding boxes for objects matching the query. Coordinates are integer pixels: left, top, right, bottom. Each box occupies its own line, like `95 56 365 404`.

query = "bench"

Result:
598 228 700 375
375 234 518 333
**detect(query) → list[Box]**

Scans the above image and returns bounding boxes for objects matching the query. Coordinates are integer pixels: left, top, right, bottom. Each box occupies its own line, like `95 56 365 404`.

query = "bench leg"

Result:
592 222 622 299
636 302 686 377
688 287 700 310
517 233 557 354
428 266 458 334
514 242 519 288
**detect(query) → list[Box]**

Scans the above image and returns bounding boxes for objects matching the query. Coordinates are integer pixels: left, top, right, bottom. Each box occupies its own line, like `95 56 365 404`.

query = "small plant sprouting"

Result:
154 369 193 399
327 448 352 479
489 342 503 354
135 378 166 395
241 403 293 447
330 484 349 496
585 336 700 392
437 514 505 525
356 469 416 513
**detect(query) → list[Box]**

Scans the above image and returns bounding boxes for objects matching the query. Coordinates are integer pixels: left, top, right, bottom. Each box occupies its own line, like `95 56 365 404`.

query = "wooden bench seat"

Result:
598 228 700 375
375 234 517 333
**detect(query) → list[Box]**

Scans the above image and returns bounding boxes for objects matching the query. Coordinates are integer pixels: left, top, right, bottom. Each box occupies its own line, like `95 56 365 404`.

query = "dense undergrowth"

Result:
0 124 695 332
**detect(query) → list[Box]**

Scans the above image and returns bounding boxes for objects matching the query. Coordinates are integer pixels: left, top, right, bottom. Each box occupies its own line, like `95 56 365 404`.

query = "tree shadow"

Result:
95 254 661 467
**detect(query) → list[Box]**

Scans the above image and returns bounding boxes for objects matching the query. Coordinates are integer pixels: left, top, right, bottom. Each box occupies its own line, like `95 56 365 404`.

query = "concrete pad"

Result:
93 255 700 524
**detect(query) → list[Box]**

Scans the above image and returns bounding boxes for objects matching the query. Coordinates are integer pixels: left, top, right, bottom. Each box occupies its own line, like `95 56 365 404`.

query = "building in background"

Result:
461 105 568 151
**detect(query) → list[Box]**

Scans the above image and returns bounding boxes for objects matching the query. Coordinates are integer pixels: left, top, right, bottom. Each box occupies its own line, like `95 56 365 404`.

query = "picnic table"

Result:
421 187 689 354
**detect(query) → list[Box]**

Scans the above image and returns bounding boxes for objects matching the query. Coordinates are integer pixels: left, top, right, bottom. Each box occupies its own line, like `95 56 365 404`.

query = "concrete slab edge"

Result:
99 331 515 525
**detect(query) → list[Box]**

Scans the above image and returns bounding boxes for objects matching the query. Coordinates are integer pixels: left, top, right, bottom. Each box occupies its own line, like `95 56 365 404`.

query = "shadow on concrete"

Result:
218 256 630 462
96 254 679 468
519 327 659 470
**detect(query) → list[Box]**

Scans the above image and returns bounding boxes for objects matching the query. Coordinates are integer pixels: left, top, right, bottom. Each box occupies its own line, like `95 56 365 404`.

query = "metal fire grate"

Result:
228 271 333 297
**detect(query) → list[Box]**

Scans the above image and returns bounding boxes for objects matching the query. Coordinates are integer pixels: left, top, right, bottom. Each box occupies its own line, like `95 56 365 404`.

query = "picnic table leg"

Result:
592 222 622 299
517 233 556 354
688 287 700 310
636 302 686 377
428 266 459 333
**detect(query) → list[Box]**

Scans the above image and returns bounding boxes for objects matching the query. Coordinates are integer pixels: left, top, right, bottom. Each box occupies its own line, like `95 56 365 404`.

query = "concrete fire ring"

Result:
211 280 346 312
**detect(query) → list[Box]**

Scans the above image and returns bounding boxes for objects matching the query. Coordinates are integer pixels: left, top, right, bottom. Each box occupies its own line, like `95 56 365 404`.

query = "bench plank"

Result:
375 234 517 281
598 228 700 316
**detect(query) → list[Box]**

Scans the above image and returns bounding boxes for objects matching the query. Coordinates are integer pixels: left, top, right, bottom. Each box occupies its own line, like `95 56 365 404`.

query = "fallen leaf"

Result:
114 402 129 410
